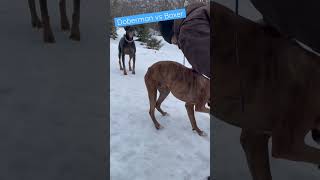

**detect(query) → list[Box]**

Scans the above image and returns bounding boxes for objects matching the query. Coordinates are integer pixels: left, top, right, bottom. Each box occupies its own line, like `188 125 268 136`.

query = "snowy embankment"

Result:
110 28 210 180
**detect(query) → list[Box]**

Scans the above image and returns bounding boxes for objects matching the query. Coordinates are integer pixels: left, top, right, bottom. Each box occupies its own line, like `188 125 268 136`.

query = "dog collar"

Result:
201 74 210 80
124 36 134 43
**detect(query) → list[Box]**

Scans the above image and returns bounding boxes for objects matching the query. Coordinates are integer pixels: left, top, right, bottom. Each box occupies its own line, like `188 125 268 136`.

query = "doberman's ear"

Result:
125 26 133 31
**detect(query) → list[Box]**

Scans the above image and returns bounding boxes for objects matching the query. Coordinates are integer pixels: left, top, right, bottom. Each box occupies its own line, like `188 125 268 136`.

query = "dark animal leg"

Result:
240 130 272 180
185 103 205 136
28 0 42 28
145 77 162 129
272 129 320 165
118 52 123 70
156 86 170 116
132 54 136 74
122 54 127 75
128 57 132 71
39 0 55 43
70 0 81 41
59 0 70 31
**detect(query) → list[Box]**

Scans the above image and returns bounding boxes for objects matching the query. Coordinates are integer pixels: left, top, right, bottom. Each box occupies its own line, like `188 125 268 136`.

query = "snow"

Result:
110 28 210 180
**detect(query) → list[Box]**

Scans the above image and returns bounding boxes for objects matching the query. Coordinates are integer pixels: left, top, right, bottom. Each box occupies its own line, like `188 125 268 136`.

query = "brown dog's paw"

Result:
193 129 207 137
70 32 80 41
162 112 169 116
155 124 163 130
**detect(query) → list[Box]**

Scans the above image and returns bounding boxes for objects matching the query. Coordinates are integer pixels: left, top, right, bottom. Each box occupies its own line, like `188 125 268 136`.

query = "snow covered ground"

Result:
110 28 210 180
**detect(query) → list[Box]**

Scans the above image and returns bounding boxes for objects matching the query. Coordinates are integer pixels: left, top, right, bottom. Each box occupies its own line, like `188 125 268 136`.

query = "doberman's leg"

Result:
122 54 127 75
118 52 123 70
185 103 205 136
39 0 55 43
156 86 170 116
28 0 42 28
240 130 272 180
59 0 70 31
145 77 162 129
132 54 136 74
128 56 132 71
70 0 81 41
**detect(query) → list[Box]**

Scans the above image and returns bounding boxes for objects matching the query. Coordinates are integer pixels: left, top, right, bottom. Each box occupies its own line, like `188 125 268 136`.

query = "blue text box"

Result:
114 8 186 27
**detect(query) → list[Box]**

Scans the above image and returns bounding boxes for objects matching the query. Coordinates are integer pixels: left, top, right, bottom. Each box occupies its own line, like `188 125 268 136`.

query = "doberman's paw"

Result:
32 19 42 29
61 21 70 31
44 33 55 43
70 28 80 41
132 71 136 75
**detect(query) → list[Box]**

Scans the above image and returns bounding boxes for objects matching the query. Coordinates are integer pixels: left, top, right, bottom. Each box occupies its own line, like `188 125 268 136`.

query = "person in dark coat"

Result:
158 2 210 79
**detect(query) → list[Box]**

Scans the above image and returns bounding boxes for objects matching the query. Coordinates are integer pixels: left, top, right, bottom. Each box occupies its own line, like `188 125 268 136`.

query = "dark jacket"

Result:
173 3 210 78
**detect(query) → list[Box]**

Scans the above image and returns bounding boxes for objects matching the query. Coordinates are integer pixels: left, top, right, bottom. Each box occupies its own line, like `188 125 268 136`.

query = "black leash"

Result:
234 0 245 112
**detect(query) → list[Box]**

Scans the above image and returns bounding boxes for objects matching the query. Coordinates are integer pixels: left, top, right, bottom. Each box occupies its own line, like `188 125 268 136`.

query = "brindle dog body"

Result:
118 26 136 75
28 0 80 43
212 2 320 180
145 61 210 136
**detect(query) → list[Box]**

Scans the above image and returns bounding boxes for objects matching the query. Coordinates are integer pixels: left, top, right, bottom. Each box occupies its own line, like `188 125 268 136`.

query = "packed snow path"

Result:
110 29 210 180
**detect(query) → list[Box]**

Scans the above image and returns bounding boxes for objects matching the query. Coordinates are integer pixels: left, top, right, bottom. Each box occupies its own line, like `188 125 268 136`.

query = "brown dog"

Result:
212 2 320 179
144 61 210 136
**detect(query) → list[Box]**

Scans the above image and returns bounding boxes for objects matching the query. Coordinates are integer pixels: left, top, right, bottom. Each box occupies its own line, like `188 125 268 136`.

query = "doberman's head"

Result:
124 26 135 40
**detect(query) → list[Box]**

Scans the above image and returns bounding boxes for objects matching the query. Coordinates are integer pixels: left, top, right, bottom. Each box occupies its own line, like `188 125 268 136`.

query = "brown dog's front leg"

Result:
240 130 272 180
195 103 210 114
185 103 205 136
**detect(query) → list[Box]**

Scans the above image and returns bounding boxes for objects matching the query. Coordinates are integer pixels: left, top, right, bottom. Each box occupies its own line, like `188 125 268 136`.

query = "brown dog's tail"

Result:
145 67 157 108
